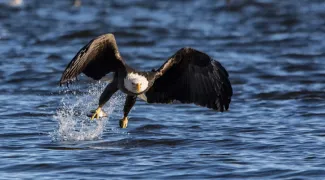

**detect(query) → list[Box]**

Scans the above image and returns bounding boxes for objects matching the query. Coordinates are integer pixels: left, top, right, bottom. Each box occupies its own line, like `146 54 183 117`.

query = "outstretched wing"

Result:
59 34 125 85
145 48 232 111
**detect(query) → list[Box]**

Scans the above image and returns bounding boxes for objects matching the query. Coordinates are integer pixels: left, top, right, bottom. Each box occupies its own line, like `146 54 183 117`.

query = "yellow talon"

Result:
119 117 128 128
91 107 104 120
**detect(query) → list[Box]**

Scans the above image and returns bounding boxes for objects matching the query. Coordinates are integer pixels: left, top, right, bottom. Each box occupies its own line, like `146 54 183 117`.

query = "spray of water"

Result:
51 82 124 141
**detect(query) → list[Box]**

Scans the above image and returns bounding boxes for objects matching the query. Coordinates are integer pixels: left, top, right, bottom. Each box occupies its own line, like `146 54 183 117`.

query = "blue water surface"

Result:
1 0 325 179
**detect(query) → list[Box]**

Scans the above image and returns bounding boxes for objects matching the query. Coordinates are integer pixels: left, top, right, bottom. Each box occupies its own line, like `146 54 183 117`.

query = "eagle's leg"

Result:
90 80 118 120
120 95 137 128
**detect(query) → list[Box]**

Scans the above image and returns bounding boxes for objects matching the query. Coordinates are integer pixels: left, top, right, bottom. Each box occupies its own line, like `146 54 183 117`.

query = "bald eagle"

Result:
60 34 232 128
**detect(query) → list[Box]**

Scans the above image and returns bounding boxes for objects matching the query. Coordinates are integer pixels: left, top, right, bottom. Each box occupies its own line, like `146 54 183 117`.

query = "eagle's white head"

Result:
124 72 149 94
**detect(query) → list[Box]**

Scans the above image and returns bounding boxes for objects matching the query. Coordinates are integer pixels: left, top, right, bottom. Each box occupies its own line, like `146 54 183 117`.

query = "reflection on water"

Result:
1 0 325 179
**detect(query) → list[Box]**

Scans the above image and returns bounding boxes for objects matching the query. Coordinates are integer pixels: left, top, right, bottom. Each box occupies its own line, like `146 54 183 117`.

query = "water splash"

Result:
51 82 124 141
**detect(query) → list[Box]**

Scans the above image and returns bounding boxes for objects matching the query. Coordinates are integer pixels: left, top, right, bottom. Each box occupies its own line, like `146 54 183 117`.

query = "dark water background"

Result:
1 0 325 179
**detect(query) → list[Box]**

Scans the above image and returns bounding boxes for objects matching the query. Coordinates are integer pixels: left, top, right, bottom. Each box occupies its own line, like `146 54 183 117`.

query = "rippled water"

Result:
1 0 325 179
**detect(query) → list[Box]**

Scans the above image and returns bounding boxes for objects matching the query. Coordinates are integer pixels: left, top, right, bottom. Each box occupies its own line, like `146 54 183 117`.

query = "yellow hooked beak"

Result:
136 83 141 92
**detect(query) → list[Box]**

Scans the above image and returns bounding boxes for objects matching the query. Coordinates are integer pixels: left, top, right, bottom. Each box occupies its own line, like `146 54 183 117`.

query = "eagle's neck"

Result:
124 72 149 93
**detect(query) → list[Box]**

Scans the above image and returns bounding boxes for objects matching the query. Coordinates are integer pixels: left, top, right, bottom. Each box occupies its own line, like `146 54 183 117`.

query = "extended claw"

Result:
119 117 128 128
88 107 107 120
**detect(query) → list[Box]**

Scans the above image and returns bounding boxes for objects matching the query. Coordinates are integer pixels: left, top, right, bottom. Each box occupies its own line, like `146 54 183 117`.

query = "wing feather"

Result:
59 33 125 85
145 48 232 112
